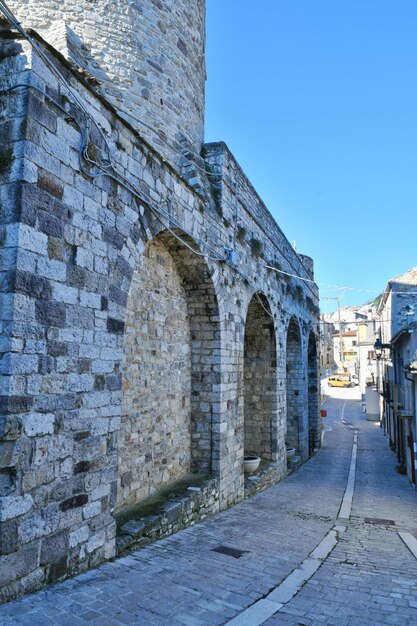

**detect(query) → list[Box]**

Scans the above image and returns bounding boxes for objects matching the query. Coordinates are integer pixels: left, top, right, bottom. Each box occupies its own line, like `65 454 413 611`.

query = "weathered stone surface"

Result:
40 530 69 564
69 525 89 548
59 495 88 512
0 467 16 495
120 520 146 538
0 494 33 521
0 13 320 602
0 519 18 555
0 540 39 586
23 413 55 437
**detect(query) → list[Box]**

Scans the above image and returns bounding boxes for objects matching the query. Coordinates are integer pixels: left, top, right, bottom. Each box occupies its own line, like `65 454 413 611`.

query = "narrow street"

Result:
2 388 417 626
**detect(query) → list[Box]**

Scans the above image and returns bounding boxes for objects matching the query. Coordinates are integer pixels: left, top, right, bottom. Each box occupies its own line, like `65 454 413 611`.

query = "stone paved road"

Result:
1 388 417 625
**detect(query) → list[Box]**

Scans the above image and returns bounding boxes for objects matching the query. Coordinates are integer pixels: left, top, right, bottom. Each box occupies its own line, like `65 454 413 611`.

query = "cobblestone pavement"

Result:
1 388 417 625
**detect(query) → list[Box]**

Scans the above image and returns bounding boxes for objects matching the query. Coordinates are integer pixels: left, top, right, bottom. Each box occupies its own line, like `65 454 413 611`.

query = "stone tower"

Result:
8 0 206 171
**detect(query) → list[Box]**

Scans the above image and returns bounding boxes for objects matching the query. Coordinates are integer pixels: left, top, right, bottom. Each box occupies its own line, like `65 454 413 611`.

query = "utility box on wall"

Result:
366 386 380 421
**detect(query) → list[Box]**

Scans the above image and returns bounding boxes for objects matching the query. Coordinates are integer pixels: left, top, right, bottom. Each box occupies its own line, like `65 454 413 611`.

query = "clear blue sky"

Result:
205 1 417 313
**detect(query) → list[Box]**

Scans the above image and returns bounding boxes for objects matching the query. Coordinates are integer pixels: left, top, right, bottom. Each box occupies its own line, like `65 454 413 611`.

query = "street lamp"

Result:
373 337 391 360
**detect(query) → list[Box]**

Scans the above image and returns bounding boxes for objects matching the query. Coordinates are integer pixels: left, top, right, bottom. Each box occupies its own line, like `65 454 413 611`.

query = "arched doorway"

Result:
308 332 320 455
117 230 220 510
243 293 278 462
286 317 304 455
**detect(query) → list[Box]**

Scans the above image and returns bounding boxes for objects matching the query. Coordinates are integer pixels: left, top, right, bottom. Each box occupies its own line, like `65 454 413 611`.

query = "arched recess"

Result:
243 293 278 461
308 332 320 455
286 317 304 454
117 229 220 510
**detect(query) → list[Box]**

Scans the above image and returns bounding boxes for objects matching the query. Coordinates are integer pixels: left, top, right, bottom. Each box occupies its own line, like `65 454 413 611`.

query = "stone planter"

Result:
286 447 296 460
243 455 261 474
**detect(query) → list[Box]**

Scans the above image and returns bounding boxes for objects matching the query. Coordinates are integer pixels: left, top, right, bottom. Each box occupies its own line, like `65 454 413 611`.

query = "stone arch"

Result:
117 228 220 510
286 317 304 454
308 331 320 455
243 293 278 462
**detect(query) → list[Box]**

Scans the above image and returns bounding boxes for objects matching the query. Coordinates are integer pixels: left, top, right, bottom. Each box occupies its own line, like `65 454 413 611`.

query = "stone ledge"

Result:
244 460 286 499
115 477 219 556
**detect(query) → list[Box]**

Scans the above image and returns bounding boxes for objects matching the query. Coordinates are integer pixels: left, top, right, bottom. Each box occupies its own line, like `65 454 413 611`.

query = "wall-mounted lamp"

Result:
373 337 391 360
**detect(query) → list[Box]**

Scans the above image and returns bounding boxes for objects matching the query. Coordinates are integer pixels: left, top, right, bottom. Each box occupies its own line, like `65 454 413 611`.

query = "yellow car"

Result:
328 375 352 388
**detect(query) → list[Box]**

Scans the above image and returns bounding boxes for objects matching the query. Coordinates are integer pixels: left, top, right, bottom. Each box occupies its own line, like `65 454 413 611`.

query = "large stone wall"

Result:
6 0 206 172
0 29 320 601
286 318 305 456
244 295 277 460
120 238 192 509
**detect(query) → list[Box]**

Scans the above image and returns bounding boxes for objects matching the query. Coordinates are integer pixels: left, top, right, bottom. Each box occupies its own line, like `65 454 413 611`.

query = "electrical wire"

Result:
5 2 416 305
0 0 112 165
2 0 318 293
0 1 319 312
254 292 274 319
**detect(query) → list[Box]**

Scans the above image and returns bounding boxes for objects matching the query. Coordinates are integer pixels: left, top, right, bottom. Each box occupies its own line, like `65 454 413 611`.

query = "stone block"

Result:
17 223 48 255
1 353 38 375
35 300 66 327
0 494 33 521
59 494 88 512
38 170 63 200
69 525 89 548
73 460 91 475
40 529 69 564
0 466 16 495
38 211 64 237
0 519 18 555
11 270 52 300
162 501 182 524
80 290 101 309
86 530 105 554
120 519 146 538
107 317 124 334
0 540 40 586
67 373 94 393
83 500 101 519
0 415 22 441
47 555 68 582
52 282 78 304
23 412 55 436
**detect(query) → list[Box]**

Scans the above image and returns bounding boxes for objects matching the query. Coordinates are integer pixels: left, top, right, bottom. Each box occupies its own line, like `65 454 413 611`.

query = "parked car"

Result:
328 375 352 388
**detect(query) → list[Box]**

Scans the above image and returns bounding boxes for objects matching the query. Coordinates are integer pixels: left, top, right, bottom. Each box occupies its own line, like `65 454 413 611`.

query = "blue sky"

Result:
205 1 417 313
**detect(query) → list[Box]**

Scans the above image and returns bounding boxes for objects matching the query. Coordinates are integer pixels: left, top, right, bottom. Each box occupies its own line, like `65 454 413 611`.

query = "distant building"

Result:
322 303 378 394
333 330 358 374
319 317 337 377
357 311 379 400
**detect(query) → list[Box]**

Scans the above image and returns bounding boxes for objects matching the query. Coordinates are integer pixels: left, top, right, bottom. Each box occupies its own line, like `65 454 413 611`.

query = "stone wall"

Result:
286 318 306 456
244 295 277 460
307 332 320 453
120 237 192 509
6 0 206 172
117 477 220 555
0 30 320 601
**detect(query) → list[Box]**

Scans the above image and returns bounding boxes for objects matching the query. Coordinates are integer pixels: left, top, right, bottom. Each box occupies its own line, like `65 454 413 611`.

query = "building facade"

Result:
357 315 378 400
377 268 417 487
0 2 320 601
319 316 336 379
